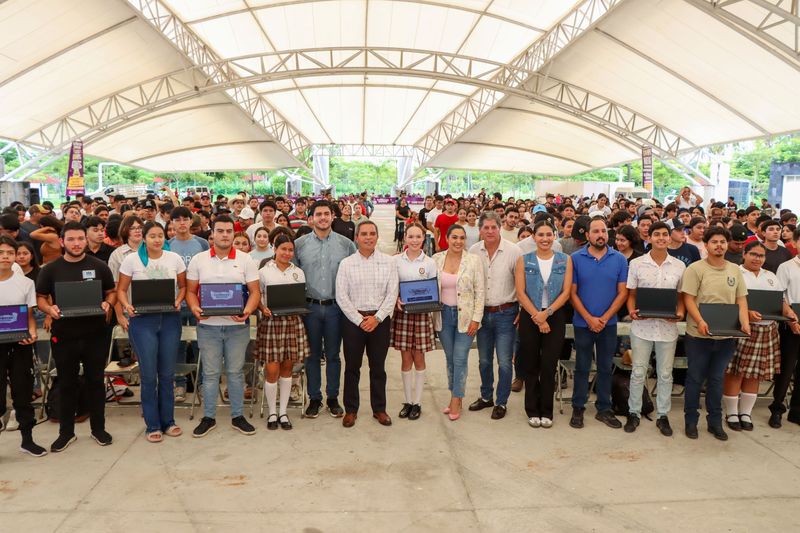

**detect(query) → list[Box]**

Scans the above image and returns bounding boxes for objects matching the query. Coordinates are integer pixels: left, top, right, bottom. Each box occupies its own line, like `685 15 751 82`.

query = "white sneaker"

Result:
528 417 541 428
6 410 18 431
540 417 553 428
174 386 186 403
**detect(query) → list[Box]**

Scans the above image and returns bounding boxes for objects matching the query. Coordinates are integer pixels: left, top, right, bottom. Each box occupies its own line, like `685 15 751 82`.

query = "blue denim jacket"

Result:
523 251 568 309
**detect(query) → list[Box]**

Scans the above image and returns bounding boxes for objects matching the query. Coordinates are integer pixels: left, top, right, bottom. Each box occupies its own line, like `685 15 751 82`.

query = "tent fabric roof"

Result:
1 0 799 175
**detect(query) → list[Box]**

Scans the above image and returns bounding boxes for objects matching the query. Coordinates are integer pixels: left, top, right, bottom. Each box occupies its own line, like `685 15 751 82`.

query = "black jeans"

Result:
342 318 390 414
51 335 106 436
518 308 566 419
772 326 800 417
0 342 36 433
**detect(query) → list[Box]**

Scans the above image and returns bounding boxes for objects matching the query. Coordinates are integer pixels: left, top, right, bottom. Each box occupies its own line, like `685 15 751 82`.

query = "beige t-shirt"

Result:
679 259 747 338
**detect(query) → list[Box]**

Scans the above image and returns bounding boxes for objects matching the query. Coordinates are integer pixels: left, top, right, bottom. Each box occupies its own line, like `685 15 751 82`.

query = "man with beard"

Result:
569 218 629 430
36 222 116 452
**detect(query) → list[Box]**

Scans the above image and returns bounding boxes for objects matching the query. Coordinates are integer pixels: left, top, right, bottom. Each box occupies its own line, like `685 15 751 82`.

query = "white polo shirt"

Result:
258 261 306 308
394 250 437 282
187 247 259 326
777 256 800 304
741 265 783 325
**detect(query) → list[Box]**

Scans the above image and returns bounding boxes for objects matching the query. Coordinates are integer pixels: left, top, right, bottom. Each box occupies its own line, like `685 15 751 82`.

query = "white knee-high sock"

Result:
414 370 426 405
265 381 277 416
401 371 413 403
279 377 292 416
723 394 739 418
738 392 758 416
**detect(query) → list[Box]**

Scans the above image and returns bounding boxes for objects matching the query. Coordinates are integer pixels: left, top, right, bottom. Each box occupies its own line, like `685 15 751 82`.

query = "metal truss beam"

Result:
311 144 421 158
123 0 314 166
685 0 800 69
7 45 691 180
413 0 627 170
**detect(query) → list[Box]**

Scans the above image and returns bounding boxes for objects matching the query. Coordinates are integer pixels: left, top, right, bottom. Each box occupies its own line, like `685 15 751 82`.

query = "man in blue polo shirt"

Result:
569 217 629 430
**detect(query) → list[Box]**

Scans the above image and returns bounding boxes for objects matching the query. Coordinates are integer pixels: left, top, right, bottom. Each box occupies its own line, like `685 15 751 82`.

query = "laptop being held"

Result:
0 305 32 343
131 279 179 314
746 289 790 322
265 283 310 316
633 288 681 320
55 280 106 318
699 303 750 338
199 283 245 317
399 277 443 314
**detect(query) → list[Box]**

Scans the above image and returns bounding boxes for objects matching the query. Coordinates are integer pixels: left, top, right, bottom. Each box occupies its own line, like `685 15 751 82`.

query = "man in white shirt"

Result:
335 220 399 428
246 200 278 244
625 221 686 436
186 215 261 438
468 212 522 419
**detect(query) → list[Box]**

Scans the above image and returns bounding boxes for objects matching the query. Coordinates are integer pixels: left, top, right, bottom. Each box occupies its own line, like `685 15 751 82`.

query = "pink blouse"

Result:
440 271 458 306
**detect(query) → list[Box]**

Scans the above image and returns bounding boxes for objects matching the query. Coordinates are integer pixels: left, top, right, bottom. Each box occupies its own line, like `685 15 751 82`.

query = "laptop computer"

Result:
746 289 788 321
0 305 31 343
56 280 105 318
200 283 244 317
635 288 680 319
267 283 310 316
699 303 750 338
132 279 177 314
399 277 443 314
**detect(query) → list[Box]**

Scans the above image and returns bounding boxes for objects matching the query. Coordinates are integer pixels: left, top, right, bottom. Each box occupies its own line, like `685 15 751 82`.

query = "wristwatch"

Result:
546 307 554 317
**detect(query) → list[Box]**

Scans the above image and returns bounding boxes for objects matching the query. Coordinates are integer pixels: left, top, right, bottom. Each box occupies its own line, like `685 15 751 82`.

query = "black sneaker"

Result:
91 430 113 446
569 407 585 429
624 414 640 433
656 416 673 437
50 434 76 453
231 416 256 435
305 399 322 418
768 411 782 429
193 417 217 438
685 424 698 439
595 410 622 429
20 440 48 457
468 398 494 411
398 403 412 418
708 425 728 441
327 398 344 418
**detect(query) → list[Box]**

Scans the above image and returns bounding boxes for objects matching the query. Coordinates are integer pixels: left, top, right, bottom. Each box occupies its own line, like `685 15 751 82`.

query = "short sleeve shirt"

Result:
394 250 437 282
258 261 306 308
0 274 37 308
571 246 628 328
626 253 685 341
679 259 747 338
187 248 259 326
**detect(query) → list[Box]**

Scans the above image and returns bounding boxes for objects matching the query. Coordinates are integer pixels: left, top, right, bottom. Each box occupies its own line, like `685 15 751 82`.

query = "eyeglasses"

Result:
129 225 143 231
746 253 766 259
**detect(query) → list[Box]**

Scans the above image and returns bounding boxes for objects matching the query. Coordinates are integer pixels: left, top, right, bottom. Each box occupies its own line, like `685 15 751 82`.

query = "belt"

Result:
484 302 517 313
358 310 378 317
307 298 335 306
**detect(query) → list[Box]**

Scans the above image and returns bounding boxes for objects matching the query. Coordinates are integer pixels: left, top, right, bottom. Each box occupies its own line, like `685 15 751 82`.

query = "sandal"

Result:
164 425 183 437
267 414 278 430
146 431 163 443
278 414 292 430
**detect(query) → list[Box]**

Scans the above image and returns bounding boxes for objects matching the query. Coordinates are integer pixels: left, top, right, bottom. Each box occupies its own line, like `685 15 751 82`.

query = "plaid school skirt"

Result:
730 322 781 380
391 310 436 352
256 315 310 363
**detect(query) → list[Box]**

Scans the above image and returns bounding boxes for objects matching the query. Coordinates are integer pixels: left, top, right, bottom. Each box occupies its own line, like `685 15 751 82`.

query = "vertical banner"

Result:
66 140 85 197
641 145 653 193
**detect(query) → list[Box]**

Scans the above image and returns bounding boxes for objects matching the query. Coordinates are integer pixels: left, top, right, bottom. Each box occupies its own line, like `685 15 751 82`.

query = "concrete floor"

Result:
1 205 799 532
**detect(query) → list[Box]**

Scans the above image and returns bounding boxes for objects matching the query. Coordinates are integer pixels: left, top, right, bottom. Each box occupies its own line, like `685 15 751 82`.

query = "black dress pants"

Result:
51 335 106 436
342 318 390 414
518 308 566 419
772 326 800 417
0 342 36 432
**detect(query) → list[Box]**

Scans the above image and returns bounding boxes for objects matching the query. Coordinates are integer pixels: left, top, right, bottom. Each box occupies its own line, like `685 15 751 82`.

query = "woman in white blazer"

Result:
433 224 485 420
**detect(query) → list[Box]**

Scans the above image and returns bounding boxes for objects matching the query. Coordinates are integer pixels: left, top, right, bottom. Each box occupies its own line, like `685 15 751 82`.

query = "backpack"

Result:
611 367 655 419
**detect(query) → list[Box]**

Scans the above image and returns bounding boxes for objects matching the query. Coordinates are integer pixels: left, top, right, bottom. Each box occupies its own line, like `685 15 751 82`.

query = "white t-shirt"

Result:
187 248 259 326
463 224 480 249
246 222 276 244
500 227 519 243
119 250 187 281
0 273 36 308
538 257 554 309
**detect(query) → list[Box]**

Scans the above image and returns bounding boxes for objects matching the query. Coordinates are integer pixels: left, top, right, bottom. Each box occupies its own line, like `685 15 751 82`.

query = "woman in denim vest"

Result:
515 220 573 428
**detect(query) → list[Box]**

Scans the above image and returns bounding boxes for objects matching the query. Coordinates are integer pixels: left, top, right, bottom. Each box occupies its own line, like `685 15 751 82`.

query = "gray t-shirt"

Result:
168 236 209 268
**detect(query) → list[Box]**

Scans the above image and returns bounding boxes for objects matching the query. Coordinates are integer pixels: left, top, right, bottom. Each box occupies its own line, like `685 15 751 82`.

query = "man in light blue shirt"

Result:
294 200 356 418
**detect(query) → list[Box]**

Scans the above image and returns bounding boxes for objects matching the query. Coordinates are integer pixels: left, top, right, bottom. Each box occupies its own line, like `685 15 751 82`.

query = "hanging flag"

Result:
641 145 653 193
66 140 85 197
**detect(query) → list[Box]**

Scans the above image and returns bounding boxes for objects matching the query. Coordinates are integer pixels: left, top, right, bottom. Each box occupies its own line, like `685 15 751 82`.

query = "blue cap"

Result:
532 205 547 214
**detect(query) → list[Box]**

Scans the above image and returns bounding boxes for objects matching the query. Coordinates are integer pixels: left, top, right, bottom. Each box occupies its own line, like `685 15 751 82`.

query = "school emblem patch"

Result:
293 272 299 281
727 276 735 287
419 267 425 276
768 278 774 286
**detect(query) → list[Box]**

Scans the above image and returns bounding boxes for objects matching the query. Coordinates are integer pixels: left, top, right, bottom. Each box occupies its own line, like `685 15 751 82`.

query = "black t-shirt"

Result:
87 243 115 264
418 208 431 230
36 255 115 339
331 218 355 241
724 250 743 265
764 245 793 274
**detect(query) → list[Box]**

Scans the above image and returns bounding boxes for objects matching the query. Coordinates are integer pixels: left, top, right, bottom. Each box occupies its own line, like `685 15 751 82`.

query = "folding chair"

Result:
104 326 140 406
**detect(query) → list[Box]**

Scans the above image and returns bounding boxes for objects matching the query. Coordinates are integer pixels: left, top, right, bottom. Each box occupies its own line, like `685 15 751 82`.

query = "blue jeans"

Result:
196 323 250 419
438 305 472 398
176 307 198 389
629 333 677 418
572 325 617 412
128 312 182 432
303 303 343 401
683 335 736 427
476 304 518 406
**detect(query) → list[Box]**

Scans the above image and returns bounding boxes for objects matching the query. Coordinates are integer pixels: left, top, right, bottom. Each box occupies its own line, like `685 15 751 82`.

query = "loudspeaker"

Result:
28 187 40 205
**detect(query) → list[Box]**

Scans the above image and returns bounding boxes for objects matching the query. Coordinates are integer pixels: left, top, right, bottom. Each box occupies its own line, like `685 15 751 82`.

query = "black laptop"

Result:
0 305 31 343
699 303 750 338
200 283 244 317
399 277 443 314
56 280 105 318
266 283 310 316
746 289 788 321
132 279 177 314
636 288 679 319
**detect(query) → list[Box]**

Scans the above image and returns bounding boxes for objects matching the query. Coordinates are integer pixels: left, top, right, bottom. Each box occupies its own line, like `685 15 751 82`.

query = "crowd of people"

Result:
0 184 798 458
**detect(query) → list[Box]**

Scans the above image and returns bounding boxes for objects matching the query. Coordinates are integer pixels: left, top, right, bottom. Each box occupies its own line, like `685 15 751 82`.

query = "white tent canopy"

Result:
1 0 799 181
